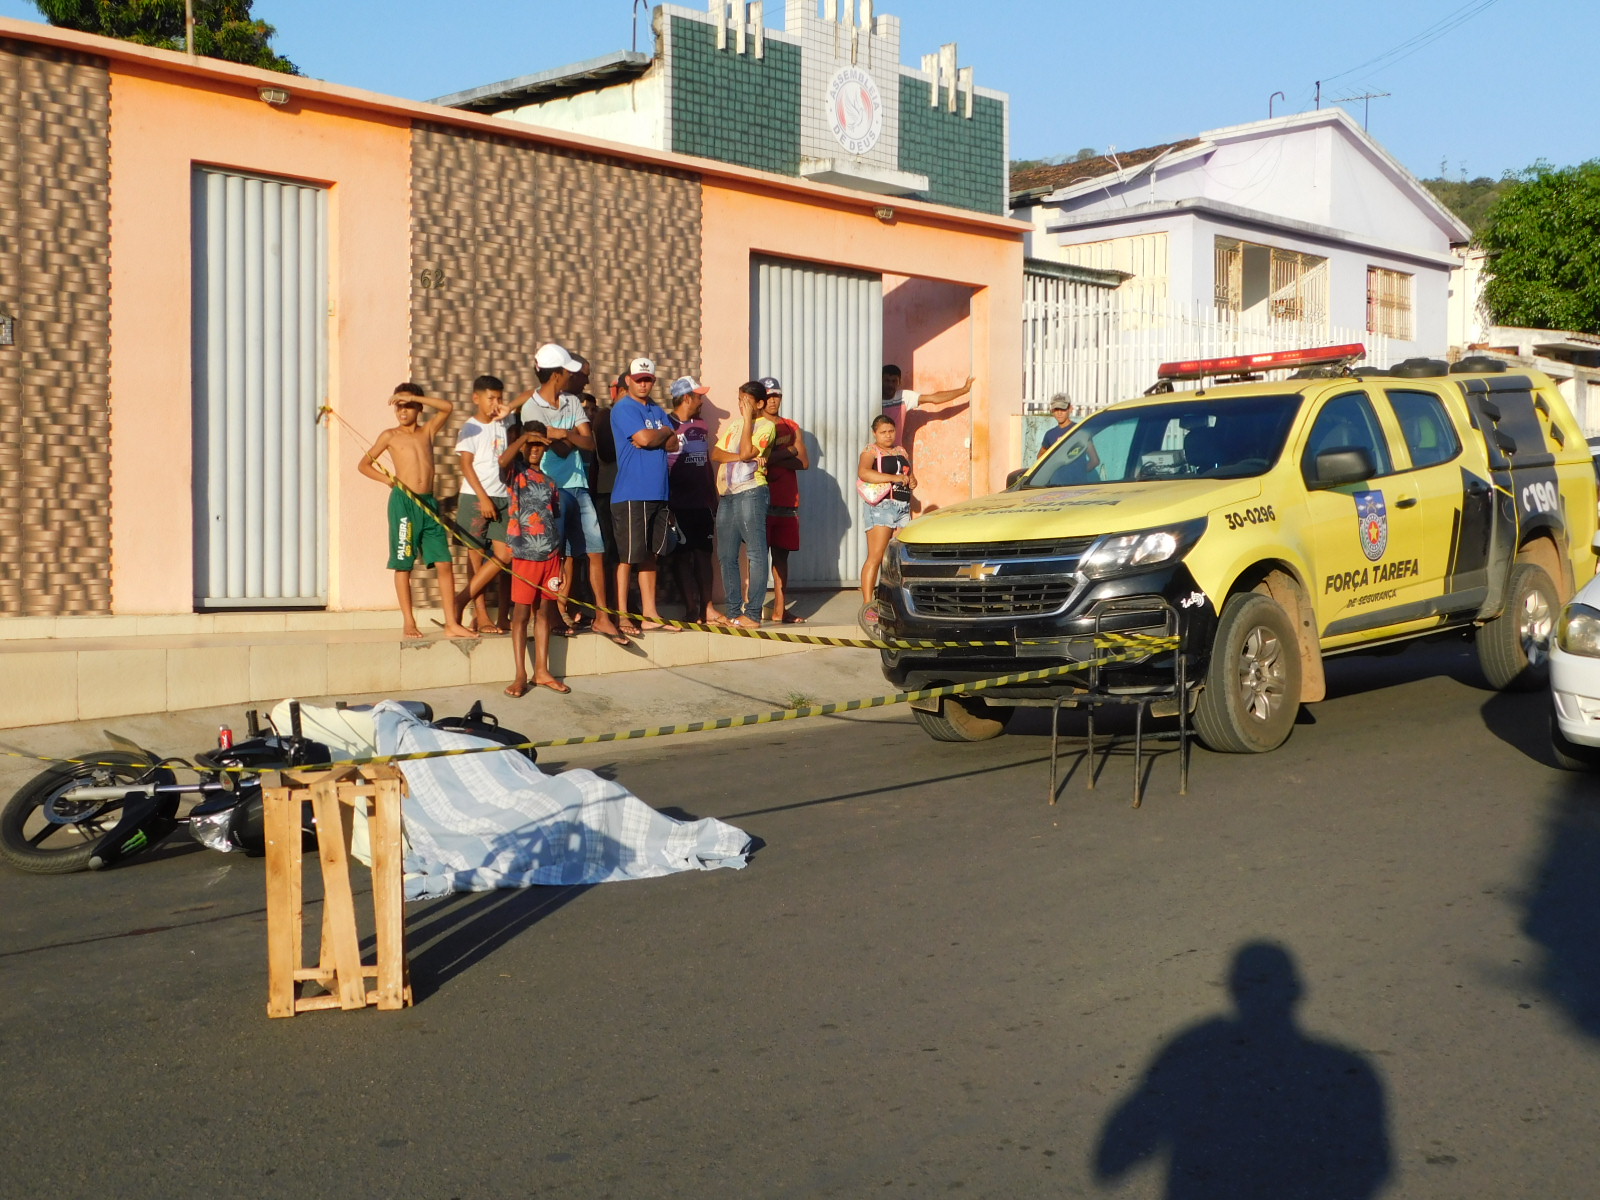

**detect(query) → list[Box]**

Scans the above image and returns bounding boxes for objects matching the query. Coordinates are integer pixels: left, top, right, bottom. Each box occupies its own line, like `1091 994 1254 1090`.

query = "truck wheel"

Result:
1194 592 1302 754
1550 701 1600 771
912 697 1014 743
1477 562 1557 692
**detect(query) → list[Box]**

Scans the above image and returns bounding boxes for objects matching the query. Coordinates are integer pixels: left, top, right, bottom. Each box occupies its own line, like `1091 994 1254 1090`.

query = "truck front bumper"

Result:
876 561 1216 697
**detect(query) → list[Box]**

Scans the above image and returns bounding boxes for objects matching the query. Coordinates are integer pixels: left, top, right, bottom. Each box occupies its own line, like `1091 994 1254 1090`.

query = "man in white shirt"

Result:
454 374 512 633
881 363 975 443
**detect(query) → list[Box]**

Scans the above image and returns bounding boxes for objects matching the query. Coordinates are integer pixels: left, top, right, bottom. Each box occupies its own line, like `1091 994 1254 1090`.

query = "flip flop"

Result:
535 678 572 694
640 621 681 633
617 623 643 637
553 624 578 638
503 681 529 698
780 613 807 624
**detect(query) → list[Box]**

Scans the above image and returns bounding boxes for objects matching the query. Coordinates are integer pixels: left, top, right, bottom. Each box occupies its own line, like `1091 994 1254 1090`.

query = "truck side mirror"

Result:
1005 467 1028 490
1307 446 1376 488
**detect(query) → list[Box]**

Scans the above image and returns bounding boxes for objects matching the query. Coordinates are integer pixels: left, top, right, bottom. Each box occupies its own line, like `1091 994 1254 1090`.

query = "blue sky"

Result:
1 0 1589 181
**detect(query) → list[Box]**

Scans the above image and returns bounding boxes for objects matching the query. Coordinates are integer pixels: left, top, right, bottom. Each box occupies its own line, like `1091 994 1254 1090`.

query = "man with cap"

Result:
510 344 628 645
666 375 717 625
1037 392 1078 459
609 357 679 633
760 377 810 623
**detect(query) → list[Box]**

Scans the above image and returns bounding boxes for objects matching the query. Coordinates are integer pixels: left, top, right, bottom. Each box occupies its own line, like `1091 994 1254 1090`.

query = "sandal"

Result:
780 613 807 624
503 681 529 698
535 678 571 694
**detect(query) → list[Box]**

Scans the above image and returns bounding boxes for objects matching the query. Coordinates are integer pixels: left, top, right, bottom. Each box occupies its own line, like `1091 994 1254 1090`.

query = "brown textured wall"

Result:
0 39 111 616
408 121 703 591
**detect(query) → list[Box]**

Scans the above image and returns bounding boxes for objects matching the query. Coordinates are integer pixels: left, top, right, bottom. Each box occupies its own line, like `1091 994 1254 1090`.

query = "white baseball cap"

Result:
629 357 657 378
534 342 582 372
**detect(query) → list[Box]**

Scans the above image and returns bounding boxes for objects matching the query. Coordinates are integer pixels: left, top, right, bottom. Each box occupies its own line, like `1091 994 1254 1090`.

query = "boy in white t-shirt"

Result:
454 374 513 633
880 364 975 443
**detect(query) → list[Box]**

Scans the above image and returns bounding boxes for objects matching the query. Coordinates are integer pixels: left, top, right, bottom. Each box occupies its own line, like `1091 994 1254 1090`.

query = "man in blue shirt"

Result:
609 356 679 633
1038 393 1077 457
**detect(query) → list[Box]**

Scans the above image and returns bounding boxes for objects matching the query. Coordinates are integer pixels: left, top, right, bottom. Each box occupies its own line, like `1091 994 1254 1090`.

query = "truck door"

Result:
1298 389 1424 640
1380 387 1492 613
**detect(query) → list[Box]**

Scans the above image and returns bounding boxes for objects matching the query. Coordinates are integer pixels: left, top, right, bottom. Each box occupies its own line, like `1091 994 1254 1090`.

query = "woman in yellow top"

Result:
710 380 776 628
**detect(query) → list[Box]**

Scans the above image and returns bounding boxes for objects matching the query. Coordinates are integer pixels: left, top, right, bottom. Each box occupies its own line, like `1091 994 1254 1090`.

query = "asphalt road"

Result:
3 638 1599 1198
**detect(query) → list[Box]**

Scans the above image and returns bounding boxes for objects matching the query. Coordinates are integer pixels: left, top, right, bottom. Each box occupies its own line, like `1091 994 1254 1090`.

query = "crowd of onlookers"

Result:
358 348 976 694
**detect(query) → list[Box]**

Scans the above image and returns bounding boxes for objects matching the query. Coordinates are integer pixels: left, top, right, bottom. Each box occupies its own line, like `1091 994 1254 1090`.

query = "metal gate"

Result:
750 256 882 587
191 167 329 608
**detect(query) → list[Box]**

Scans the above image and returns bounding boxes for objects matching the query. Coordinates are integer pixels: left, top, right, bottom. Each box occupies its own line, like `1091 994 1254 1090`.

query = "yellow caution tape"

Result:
0 642 1174 776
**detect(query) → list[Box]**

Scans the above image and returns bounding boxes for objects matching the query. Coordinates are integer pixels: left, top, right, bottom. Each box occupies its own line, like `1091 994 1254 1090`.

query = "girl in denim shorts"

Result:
858 415 915 620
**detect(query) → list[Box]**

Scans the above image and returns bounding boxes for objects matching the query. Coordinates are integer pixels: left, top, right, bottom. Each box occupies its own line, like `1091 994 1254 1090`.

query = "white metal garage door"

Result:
191 167 329 608
750 256 882 587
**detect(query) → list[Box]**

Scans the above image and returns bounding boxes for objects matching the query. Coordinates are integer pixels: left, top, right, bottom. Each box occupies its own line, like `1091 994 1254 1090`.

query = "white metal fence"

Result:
1024 273 1393 413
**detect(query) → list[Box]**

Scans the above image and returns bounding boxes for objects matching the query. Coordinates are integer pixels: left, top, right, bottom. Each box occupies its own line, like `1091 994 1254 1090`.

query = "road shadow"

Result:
398 884 593 1002
1518 767 1600 1038
1094 941 1393 1199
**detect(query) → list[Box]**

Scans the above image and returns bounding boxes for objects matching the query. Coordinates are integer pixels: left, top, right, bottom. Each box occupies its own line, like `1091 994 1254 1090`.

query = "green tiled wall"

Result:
670 17 800 175
898 78 1006 215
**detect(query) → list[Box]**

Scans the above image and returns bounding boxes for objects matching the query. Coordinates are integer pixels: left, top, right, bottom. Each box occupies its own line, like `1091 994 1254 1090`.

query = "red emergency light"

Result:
1155 343 1367 382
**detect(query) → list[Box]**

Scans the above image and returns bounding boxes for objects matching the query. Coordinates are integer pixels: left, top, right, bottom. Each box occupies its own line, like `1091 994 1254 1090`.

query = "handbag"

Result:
855 447 896 505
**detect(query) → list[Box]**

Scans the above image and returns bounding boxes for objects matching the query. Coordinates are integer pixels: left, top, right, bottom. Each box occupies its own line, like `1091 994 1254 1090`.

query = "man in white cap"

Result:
509 343 628 645
609 357 679 633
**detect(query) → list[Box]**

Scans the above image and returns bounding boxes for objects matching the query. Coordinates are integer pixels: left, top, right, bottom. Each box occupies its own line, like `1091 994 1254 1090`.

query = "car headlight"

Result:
880 539 904 588
1557 602 1600 656
1079 518 1208 581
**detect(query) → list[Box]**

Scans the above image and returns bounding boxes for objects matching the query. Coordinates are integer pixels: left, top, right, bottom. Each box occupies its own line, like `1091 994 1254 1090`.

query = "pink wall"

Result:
108 63 412 614
700 182 1023 497
883 274 975 513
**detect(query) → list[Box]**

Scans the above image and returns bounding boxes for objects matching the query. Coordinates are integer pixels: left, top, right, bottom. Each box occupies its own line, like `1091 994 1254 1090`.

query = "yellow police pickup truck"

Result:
874 346 1599 752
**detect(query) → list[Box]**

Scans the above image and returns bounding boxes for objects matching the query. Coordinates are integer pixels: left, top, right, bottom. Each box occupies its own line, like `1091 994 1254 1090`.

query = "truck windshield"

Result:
1025 394 1304 488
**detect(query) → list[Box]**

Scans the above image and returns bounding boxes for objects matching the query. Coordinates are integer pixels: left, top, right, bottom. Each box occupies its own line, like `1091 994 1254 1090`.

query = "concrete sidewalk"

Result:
0 640 895 796
0 590 869 728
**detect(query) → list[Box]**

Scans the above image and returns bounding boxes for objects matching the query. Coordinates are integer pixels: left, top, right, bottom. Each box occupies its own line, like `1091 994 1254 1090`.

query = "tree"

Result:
1421 175 1514 234
33 1 297 73
1479 161 1600 335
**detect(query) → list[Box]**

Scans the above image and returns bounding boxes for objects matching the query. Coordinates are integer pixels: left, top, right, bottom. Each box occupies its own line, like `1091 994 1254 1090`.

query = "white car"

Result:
1551 566 1600 768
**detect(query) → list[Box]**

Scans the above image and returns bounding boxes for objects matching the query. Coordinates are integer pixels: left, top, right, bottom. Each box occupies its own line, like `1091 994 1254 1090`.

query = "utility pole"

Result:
185 0 195 57
1332 91 1391 131
1314 81 1320 110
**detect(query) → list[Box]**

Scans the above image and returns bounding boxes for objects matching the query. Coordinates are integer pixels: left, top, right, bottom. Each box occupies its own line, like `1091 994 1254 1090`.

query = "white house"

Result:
1012 109 1472 407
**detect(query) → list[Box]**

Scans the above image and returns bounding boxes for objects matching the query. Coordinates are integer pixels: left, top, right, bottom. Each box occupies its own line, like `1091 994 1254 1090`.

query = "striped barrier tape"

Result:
0 640 1176 776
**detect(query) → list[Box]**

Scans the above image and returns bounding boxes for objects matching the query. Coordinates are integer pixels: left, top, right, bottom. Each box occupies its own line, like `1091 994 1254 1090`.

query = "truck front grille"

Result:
908 578 1078 619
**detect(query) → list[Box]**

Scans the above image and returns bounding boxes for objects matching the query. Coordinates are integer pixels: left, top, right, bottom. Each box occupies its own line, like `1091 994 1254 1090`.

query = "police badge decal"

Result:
1354 490 1388 562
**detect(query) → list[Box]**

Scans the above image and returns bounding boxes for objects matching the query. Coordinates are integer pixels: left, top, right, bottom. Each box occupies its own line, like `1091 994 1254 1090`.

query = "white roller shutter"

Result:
750 256 882 587
191 167 329 607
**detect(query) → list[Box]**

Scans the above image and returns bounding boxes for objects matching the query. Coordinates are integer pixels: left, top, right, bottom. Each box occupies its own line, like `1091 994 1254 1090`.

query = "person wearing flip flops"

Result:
499 422 571 696
858 414 915 625
760 377 810 624
711 380 776 629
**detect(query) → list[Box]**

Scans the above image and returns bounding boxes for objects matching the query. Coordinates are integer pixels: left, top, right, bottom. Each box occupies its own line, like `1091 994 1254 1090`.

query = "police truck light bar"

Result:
1156 343 1367 382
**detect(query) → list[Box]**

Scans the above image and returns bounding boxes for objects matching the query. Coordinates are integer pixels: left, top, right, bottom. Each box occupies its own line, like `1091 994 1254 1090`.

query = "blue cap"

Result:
669 376 708 400
758 376 782 394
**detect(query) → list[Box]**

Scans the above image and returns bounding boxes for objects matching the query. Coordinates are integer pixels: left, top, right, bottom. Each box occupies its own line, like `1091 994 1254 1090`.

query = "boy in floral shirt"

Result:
498 422 570 696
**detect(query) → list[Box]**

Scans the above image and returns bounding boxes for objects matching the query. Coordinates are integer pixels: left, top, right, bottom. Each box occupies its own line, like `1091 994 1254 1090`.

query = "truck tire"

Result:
1550 702 1600 771
1477 562 1557 692
1193 592 1302 754
912 697 1014 743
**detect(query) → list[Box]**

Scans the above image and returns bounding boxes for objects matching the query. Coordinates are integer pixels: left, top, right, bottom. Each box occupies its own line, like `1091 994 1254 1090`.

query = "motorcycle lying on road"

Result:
0 700 535 875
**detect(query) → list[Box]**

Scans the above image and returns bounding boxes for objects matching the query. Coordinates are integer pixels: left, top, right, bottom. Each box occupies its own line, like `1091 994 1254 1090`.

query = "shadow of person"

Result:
1519 776 1600 1037
1094 941 1393 1199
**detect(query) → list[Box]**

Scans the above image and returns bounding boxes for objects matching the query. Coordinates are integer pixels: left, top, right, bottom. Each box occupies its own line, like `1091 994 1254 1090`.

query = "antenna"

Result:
1269 91 1285 118
1331 90 1390 130
632 0 650 53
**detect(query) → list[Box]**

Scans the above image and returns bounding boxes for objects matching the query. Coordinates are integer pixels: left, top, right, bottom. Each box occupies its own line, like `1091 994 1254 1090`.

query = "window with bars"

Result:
1213 237 1327 326
1367 266 1414 340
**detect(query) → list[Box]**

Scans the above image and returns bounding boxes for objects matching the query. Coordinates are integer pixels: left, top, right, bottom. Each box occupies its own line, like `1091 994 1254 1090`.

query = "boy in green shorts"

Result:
358 383 474 639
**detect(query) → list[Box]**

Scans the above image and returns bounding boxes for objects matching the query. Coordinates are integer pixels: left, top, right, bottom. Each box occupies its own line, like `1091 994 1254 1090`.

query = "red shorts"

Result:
510 557 562 606
767 512 801 553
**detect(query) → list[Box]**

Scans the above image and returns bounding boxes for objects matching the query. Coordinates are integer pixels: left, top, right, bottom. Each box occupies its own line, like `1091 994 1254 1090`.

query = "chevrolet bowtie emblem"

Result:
956 563 1000 581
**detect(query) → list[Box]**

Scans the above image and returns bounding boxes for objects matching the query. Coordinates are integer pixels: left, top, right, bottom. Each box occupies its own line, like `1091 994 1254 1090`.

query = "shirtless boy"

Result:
357 383 474 640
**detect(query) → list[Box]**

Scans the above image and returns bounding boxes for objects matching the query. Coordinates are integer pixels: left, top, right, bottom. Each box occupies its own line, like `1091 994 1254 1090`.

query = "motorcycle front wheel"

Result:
0 751 172 875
